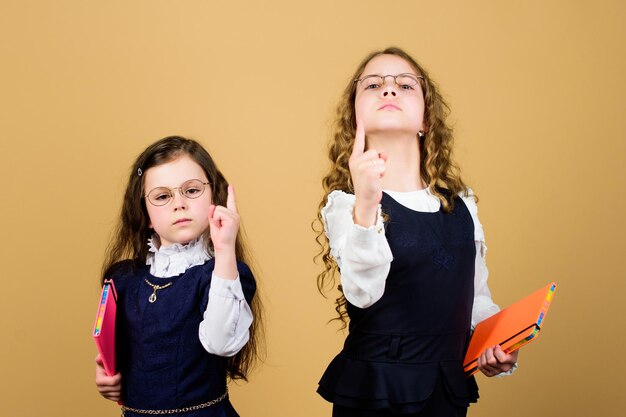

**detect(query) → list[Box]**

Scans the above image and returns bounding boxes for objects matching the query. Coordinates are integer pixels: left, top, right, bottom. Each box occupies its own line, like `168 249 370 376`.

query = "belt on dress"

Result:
120 389 228 416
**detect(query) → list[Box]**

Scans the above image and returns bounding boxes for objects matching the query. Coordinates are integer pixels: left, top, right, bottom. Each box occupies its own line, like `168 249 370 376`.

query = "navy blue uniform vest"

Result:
318 192 479 413
110 259 255 417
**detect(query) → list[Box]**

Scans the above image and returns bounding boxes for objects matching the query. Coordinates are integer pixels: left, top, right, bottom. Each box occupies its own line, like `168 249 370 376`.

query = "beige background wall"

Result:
1 1 624 416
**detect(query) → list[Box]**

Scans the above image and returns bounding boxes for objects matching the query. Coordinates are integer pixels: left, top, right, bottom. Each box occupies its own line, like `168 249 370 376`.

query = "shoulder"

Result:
321 190 355 219
201 258 254 281
189 259 256 300
104 260 145 295
323 190 355 210
236 260 256 302
457 188 485 242
236 260 254 281
104 259 142 280
320 190 357 235
190 258 254 284
458 188 478 214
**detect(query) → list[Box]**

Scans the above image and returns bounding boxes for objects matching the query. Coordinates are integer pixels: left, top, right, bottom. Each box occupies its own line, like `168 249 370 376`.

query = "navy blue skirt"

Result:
330 369 468 417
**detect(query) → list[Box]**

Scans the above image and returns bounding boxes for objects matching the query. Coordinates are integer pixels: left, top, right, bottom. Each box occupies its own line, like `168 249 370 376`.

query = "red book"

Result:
93 279 117 376
464 282 557 377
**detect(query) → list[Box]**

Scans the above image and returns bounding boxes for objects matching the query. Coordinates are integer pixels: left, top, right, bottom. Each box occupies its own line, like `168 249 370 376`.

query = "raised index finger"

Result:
351 119 365 157
226 184 237 212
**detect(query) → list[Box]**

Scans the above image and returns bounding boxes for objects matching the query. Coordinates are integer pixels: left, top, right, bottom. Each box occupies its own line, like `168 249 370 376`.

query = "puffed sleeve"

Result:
198 262 255 357
322 190 393 308
460 190 500 328
461 190 517 376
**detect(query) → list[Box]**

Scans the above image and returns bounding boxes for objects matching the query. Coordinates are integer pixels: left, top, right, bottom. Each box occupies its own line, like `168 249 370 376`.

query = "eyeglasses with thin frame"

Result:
354 73 424 91
144 179 210 207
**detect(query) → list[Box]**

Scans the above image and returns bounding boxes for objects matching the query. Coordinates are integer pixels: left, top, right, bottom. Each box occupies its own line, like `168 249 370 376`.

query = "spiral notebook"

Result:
464 282 557 377
93 279 117 376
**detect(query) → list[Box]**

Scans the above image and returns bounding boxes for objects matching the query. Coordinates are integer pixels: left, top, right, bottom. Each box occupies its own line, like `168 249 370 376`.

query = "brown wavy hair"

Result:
102 135 264 381
314 47 470 326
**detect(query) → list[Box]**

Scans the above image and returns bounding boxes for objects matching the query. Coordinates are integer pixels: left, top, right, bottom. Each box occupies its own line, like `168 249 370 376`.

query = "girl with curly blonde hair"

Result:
315 47 517 417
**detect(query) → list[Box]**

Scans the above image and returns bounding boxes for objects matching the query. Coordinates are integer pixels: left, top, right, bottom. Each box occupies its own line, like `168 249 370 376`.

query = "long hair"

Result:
314 47 470 326
102 135 264 381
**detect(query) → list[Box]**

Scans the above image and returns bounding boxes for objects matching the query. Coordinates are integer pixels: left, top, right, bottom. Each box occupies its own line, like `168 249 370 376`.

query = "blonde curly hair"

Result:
314 47 470 326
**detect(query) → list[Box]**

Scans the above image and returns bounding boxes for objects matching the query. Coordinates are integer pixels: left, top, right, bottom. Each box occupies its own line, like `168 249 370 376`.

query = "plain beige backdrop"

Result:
1 1 624 416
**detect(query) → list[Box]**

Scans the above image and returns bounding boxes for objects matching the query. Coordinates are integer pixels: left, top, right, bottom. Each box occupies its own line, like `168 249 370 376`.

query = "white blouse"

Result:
146 236 253 357
321 188 499 329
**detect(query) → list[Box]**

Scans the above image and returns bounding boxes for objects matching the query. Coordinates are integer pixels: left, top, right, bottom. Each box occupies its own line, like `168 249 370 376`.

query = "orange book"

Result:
93 279 118 376
464 282 557 377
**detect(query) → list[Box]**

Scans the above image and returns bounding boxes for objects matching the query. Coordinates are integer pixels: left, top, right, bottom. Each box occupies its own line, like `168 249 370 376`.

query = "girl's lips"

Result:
174 218 191 225
379 104 401 110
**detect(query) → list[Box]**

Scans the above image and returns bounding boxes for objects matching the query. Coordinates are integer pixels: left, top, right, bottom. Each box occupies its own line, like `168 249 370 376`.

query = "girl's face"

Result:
354 54 425 136
143 154 212 247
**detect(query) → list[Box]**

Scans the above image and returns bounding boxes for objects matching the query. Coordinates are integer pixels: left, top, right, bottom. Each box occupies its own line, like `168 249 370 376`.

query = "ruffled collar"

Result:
146 235 211 278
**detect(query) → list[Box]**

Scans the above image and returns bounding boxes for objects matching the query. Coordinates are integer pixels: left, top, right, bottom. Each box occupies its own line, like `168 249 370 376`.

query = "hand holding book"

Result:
477 345 518 377
464 282 557 377
95 354 122 402
93 279 122 403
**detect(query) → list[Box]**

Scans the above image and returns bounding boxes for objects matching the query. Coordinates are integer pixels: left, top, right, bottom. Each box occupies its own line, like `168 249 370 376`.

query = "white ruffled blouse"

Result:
146 235 253 357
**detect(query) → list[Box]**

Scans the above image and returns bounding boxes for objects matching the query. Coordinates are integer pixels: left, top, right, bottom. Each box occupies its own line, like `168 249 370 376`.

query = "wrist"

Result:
353 199 379 227
213 248 237 280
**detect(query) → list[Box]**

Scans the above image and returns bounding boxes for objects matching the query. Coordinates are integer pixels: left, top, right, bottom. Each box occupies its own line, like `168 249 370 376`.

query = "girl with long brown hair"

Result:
95 136 262 416
315 47 517 416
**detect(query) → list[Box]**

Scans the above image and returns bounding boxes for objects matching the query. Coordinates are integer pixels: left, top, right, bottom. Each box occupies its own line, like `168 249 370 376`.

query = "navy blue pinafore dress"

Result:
318 192 479 415
110 259 256 417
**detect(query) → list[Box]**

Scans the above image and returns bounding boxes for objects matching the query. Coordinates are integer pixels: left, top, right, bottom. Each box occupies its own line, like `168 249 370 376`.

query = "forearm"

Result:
339 222 392 308
198 273 253 357
323 190 393 308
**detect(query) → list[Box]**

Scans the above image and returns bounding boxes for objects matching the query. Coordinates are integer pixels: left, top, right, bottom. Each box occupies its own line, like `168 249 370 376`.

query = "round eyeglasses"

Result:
144 179 210 207
354 73 424 90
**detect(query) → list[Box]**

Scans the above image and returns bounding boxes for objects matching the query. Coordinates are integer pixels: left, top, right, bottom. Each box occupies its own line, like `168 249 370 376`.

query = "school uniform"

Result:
317 189 500 416
108 237 255 416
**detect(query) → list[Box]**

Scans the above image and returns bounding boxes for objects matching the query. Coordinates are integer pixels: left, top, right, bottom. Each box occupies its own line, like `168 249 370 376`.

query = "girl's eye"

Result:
184 187 202 196
154 192 170 201
361 76 383 90
400 84 414 90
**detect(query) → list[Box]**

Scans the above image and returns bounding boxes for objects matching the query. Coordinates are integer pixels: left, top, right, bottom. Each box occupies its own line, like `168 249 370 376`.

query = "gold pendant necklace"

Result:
144 279 173 303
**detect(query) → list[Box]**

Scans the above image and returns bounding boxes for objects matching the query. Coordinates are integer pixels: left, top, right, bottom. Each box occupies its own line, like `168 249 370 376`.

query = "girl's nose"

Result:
171 192 187 210
381 80 397 97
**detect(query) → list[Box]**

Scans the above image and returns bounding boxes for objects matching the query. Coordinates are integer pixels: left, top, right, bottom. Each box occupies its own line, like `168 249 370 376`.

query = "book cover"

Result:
464 282 557 377
93 279 117 376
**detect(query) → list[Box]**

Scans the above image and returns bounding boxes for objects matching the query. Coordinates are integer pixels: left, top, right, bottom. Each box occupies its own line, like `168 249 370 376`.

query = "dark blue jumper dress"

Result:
318 192 479 415
109 259 256 417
